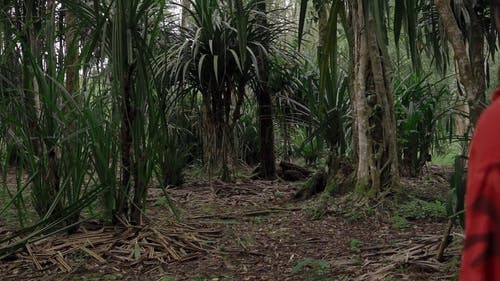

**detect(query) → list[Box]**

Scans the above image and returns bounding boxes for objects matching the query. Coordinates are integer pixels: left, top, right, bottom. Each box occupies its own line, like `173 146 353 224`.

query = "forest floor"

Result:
0 164 462 281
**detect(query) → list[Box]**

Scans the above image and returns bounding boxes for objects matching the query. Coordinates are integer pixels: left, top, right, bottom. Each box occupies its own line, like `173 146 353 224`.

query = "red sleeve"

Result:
460 166 500 281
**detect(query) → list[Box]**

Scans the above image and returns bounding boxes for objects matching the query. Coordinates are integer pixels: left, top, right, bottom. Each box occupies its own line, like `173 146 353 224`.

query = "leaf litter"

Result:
0 165 462 280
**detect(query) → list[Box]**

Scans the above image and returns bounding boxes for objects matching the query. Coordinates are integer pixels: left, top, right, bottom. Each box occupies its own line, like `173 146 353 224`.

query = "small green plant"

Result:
156 126 190 187
292 258 331 281
160 276 174 281
154 197 170 209
188 274 205 281
347 210 363 223
391 215 409 229
350 239 362 252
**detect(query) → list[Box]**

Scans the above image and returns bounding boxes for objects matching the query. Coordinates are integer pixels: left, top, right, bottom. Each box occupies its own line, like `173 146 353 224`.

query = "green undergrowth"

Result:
390 196 447 229
292 258 331 281
183 165 254 183
431 143 462 165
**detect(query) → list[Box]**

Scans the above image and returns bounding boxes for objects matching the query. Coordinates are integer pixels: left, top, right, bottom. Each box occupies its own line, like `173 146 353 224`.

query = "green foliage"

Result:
0 3 97 231
394 73 453 177
159 0 295 175
432 143 462 165
350 239 361 252
292 258 331 281
396 198 447 220
295 0 353 166
392 195 448 229
288 67 351 166
235 106 260 164
154 197 171 209
0 0 168 256
157 126 190 187
391 216 409 230
347 210 363 224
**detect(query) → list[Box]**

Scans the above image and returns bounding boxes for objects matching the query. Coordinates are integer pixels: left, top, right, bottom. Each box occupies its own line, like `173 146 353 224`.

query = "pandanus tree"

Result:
0 0 85 224
0 1 169 257
165 0 249 179
64 0 166 225
164 0 290 179
0 0 108 235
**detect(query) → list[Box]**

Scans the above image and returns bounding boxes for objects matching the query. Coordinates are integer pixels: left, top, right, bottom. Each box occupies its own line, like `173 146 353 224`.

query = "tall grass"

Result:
0 0 171 256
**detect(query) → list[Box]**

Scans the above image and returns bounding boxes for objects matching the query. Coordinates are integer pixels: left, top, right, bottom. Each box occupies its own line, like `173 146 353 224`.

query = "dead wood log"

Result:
252 161 313 181
279 161 312 177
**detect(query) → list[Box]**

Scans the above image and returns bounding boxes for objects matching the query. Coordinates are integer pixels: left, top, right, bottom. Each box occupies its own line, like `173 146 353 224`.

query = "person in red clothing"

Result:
459 1 500 280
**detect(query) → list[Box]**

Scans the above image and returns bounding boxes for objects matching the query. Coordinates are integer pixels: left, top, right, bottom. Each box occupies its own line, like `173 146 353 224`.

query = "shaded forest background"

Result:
0 0 497 279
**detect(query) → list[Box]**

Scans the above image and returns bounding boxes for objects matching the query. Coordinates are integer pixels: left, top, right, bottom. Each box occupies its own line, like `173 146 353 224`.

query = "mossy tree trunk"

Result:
351 0 400 196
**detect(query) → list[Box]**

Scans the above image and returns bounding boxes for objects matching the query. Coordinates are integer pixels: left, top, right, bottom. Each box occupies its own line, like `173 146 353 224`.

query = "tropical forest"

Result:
0 0 496 280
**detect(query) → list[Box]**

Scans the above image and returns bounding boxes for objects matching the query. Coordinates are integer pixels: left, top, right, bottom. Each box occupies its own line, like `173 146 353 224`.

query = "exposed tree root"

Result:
294 171 327 200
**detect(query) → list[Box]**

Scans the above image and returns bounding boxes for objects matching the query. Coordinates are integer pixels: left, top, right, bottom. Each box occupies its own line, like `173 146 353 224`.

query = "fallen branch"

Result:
188 207 302 220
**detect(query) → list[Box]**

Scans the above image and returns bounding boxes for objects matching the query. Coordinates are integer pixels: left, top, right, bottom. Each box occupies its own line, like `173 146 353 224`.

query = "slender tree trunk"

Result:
181 0 190 29
317 4 328 62
21 1 42 157
257 89 276 179
65 9 80 99
282 106 291 162
453 60 470 136
45 0 64 217
117 64 135 222
256 0 276 179
351 0 400 195
60 5 80 229
435 0 486 125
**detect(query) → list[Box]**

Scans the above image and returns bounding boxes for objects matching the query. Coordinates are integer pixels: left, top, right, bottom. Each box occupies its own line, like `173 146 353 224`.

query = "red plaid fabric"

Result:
460 88 500 280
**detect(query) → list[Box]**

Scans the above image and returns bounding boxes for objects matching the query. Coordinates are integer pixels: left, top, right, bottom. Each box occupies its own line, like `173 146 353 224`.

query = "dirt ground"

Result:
0 165 462 281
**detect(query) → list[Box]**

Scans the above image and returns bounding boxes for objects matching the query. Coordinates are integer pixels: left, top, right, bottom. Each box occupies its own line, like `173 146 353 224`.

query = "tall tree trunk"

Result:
21 1 42 158
352 0 400 195
65 9 80 100
201 91 236 180
435 0 486 126
46 0 64 217
256 88 276 179
317 3 328 62
117 63 135 222
256 0 276 180
181 0 190 29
